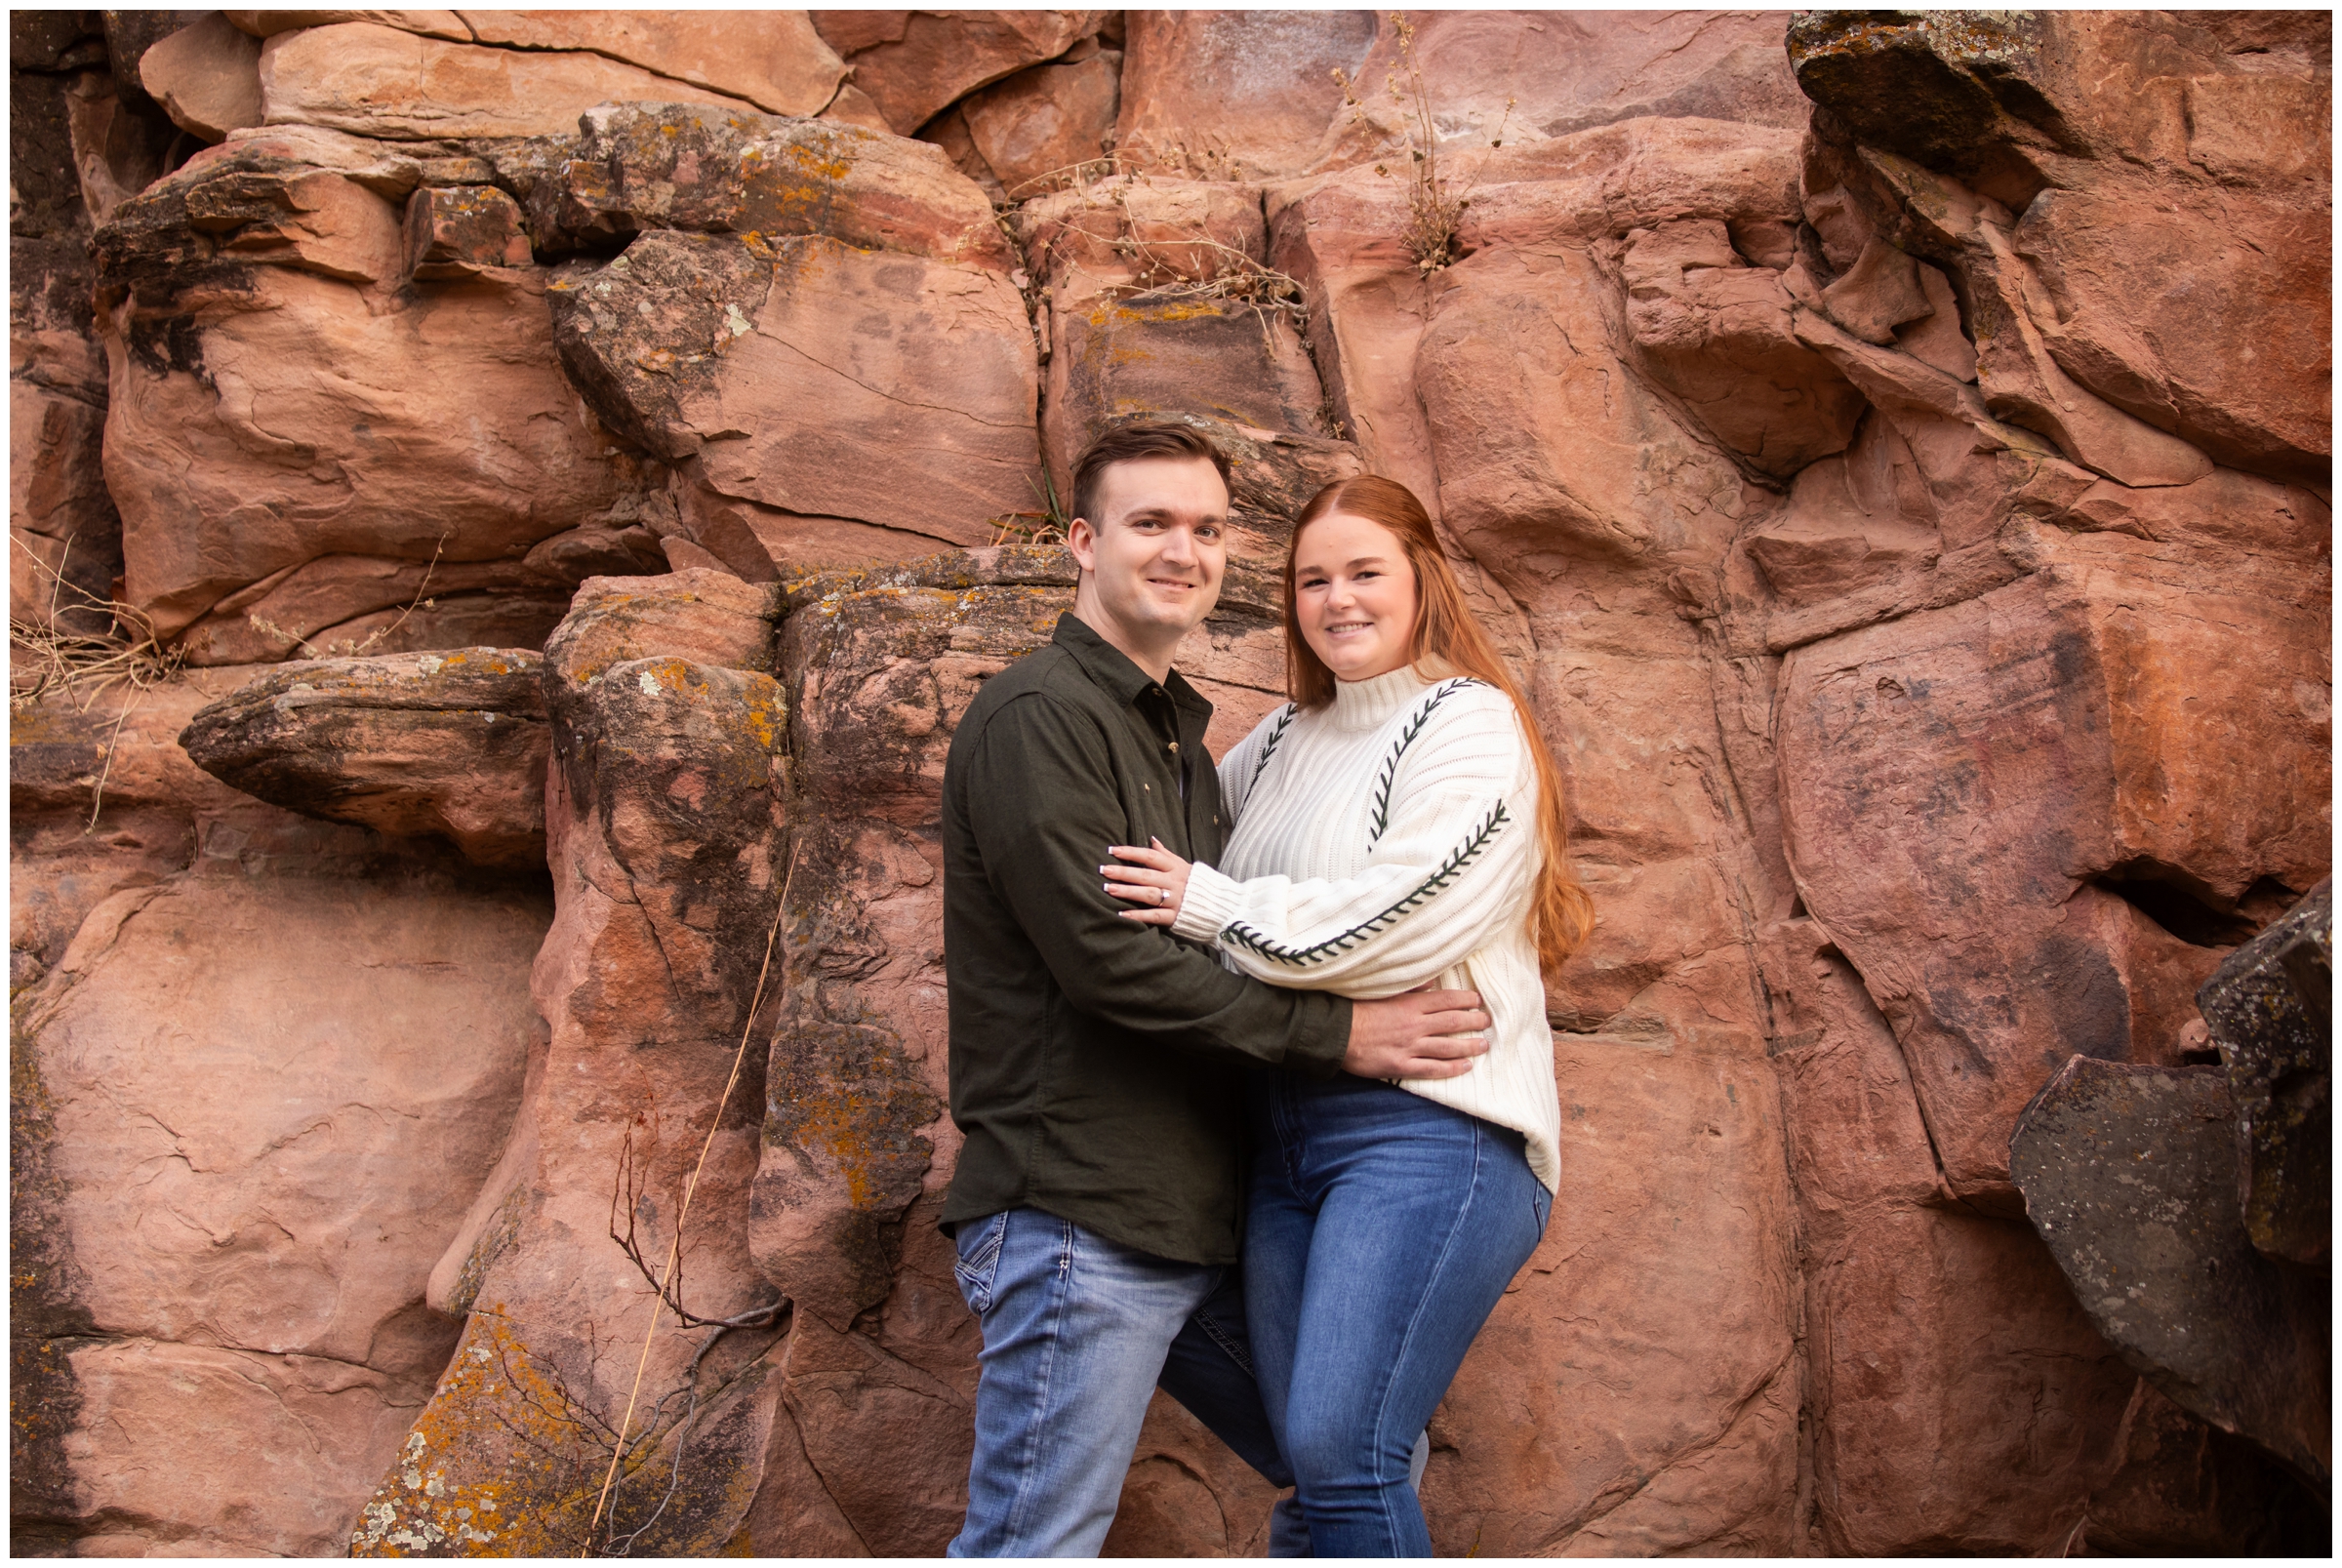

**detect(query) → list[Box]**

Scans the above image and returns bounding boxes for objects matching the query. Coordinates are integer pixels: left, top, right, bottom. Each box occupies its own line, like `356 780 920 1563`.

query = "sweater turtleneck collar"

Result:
1327 663 1433 732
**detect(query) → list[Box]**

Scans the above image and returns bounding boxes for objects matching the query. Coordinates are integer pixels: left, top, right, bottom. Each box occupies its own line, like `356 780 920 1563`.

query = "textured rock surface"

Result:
536 101 1014 270
11 7 2330 1557
257 21 766 140
12 731 549 1556
550 230 1040 575
351 572 792 1556
93 148 647 644
457 10 846 119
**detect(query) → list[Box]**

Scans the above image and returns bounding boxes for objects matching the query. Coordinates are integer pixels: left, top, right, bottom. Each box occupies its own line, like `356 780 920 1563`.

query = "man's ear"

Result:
1065 514 1098 575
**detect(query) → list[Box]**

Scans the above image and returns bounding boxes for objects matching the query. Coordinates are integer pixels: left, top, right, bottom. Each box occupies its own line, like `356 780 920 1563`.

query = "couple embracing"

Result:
940 422 1594 1557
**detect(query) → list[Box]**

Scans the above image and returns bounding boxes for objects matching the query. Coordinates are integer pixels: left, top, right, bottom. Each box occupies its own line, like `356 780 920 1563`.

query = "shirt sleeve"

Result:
1170 688 1539 998
962 690 1352 1073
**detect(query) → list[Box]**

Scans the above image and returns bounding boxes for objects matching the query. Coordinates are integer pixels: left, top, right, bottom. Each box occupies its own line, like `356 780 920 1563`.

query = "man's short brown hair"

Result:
1070 421 1233 527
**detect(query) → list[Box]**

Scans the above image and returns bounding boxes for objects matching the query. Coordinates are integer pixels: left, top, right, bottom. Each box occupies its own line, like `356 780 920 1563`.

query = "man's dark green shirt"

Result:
941 613 1352 1264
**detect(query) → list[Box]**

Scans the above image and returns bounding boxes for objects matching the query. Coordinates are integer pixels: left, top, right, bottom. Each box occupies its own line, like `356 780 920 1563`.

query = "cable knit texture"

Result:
1175 664 1561 1192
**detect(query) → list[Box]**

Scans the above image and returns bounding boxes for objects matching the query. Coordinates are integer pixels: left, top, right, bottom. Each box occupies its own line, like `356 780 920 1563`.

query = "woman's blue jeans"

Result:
1247 1069 1551 1556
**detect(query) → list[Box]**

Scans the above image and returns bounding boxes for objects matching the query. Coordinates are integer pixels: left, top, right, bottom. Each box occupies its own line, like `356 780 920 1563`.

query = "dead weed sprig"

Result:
991 468 1070 544
8 533 182 717
9 533 188 832
1336 11 1515 274
250 533 453 662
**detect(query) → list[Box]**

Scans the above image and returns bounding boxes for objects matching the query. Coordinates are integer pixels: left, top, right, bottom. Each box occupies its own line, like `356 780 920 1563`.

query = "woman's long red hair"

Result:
1284 475 1595 973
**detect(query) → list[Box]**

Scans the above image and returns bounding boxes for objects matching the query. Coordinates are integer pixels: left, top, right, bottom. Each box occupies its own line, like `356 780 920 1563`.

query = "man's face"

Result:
1067 456 1230 645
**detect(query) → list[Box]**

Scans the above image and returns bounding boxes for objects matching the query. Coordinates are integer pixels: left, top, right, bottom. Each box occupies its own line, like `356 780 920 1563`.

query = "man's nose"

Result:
1157 526 1197 566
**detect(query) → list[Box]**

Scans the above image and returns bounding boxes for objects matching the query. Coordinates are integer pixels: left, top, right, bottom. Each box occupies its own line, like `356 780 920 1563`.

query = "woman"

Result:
1103 475 1595 1554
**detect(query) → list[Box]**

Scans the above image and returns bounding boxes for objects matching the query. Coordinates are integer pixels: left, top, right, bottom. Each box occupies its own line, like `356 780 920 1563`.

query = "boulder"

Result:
137 13 264 141
2196 879 2332 1272
402 182 530 277
2011 1057 2328 1494
811 10 1106 137
179 648 550 867
2017 181 2331 486
96 172 645 640
1793 11 2331 197
957 48 1120 196
1784 11 2075 200
535 101 1013 270
256 20 764 141
548 231 1040 564
15 871 547 1555
1019 174 1267 287
458 10 846 118
1041 278 1330 519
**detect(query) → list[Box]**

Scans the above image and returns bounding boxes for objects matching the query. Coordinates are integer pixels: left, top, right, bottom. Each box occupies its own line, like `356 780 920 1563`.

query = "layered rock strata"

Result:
11 9 2330 1557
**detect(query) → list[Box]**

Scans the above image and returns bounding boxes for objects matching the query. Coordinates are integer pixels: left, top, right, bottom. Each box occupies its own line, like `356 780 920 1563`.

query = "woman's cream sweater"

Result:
1174 664 1561 1192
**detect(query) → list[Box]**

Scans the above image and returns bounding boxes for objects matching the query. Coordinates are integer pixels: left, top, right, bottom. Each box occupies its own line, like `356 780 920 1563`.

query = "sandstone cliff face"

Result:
11 9 2329 1556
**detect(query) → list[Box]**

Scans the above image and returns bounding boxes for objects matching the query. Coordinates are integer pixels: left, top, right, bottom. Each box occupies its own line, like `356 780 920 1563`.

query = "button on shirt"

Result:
941 613 1352 1265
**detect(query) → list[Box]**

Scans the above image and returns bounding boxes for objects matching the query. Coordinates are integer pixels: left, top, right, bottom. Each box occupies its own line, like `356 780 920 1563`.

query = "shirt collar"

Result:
1053 613 1214 721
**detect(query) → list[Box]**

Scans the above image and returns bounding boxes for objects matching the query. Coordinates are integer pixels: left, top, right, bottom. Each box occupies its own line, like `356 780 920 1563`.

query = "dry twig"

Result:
9 534 189 832
585 843 803 1553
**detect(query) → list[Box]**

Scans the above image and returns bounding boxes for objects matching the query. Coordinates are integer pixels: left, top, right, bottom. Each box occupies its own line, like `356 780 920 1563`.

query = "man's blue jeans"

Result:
947 1206 1305 1556
1247 1070 1551 1556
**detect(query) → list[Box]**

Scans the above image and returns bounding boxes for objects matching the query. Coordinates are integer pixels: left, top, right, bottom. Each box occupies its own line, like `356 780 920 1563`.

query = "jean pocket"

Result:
952 1211 1009 1314
1530 1185 1552 1234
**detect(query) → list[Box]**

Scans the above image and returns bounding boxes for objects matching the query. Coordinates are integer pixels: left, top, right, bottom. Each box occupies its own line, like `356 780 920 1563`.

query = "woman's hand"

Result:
1103 838 1192 925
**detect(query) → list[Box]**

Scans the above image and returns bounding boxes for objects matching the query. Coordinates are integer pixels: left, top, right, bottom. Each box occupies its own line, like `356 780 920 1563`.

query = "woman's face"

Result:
1294 510 1420 683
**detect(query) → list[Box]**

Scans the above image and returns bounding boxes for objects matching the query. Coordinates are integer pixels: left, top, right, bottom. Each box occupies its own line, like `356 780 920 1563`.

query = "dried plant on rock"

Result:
1337 11 1515 274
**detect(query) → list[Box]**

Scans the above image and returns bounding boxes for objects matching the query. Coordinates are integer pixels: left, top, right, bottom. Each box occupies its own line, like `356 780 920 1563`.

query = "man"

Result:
940 422 1490 1555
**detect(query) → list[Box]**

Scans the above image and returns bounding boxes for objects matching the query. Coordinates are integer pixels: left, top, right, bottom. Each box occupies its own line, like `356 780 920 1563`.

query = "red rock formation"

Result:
10 8 2329 1557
